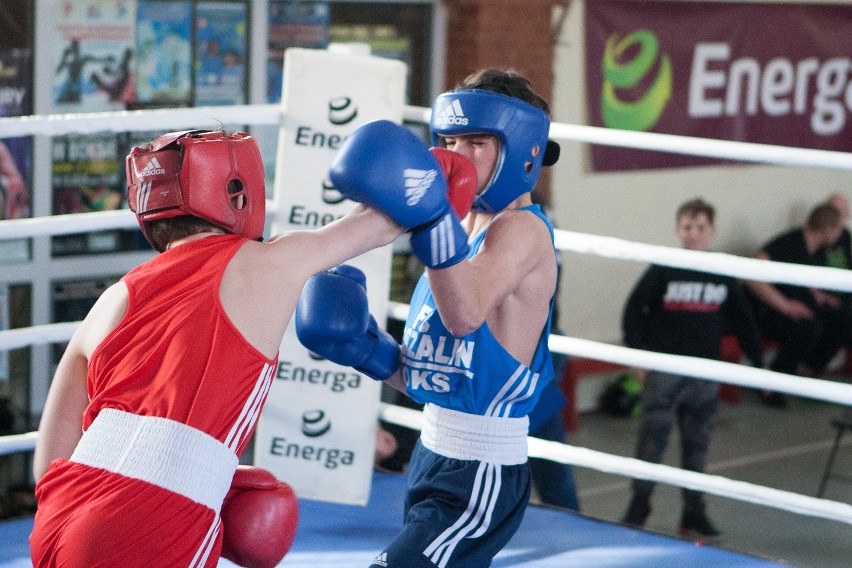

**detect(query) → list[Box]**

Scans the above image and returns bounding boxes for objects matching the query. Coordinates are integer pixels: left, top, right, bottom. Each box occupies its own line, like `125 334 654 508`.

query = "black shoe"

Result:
621 495 651 528
760 391 788 408
679 507 721 540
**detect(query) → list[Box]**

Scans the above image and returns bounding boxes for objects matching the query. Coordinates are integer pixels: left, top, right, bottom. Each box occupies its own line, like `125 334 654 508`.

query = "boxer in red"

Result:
29 129 402 567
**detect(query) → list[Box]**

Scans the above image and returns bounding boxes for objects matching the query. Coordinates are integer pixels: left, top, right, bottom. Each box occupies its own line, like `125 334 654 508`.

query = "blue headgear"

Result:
430 89 552 213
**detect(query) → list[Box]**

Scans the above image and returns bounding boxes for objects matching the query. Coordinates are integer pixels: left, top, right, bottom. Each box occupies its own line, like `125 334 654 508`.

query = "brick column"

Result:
441 0 563 204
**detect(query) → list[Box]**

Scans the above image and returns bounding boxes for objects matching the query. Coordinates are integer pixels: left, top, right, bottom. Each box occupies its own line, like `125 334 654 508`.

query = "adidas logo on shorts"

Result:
373 551 388 567
139 157 166 177
403 168 437 206
433 99 469 126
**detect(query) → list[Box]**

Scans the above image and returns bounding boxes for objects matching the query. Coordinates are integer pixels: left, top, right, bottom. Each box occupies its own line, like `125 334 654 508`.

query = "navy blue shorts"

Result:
369 440 531 568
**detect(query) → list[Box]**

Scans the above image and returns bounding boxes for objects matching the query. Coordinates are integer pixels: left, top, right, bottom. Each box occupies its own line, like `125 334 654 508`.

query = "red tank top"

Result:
85 234 278 457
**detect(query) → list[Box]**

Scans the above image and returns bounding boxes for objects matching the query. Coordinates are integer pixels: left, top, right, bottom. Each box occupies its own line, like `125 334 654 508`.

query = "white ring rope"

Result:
2 104 852 172
4 206 852 293
0 210 136 239
380 404 852 526
2 317 850 408
545 122 852 171
0 431 39 456
1 105 851 529
556 230 852 293
550 335 852 406
0 104 282 138
387 302 852 406
0 204 275 240
0 322 79 351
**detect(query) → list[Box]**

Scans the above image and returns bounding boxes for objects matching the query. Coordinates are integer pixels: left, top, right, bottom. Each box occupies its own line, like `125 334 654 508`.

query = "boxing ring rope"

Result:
2 103 852 171
381 404 852 525
1 107 852 528
386 302 852 407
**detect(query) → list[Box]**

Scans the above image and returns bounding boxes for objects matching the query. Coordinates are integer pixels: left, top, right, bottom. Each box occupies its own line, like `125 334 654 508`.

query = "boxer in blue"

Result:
297 69 560 568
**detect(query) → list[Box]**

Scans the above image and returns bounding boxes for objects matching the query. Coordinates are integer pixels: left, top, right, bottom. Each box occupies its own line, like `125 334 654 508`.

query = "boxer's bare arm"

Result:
34 282 128 481
271 205 402 279
426 209 556 364
221 205 403 359
33 340 88 481
383 369 406 394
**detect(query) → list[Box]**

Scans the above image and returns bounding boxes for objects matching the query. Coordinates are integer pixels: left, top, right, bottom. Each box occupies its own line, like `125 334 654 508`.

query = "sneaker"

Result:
621 495 651 528
679 507 721 540
760 391 788 408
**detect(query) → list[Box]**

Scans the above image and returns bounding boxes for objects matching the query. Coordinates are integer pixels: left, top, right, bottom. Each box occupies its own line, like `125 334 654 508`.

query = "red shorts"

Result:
31 460 222 568
30 409 238 567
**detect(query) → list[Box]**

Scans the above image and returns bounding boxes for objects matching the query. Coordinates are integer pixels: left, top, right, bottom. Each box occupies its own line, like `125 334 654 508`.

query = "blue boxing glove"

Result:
329 120 469 268
295 265 400 381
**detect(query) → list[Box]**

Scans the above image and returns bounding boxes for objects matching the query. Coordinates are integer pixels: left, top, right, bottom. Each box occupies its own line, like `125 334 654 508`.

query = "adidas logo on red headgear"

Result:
139 157 166 178
433 99 469 126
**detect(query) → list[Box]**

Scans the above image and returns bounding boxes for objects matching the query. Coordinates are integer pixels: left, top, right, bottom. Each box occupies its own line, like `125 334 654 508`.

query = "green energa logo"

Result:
601 29 672 131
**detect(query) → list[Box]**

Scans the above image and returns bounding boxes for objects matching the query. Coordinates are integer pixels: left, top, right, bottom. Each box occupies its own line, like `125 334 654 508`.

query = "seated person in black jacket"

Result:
823 193 851 274
746 203 852 407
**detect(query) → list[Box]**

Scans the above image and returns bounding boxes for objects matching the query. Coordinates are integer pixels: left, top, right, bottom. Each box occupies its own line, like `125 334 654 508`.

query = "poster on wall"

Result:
51 133 124 255
0 47 32 222
267 1 329 104
0 284 8 381
0 48 32 117
135 1 192 107
52 133 122 216
52 0 137 112
585 1 852 171
329 25 410 67
194 2 248 106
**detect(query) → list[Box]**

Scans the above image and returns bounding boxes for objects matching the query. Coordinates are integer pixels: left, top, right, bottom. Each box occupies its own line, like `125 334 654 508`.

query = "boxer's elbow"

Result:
444 321 477 338
432 285 486 337
440 307 483 338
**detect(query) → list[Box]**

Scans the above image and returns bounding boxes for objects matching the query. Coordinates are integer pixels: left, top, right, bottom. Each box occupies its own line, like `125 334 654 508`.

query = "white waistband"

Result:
70 408 238 513
420 403 529 465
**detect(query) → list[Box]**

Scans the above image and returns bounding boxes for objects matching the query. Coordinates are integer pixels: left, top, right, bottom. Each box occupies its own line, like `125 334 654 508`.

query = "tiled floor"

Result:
558 389 851 568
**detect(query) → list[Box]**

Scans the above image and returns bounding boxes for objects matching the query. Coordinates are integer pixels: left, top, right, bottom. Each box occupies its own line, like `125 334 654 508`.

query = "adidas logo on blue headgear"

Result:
430 89 552 213
433 99 469 126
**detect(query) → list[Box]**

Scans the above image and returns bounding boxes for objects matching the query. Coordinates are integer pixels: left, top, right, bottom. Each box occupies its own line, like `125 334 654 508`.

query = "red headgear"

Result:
126 130 266 252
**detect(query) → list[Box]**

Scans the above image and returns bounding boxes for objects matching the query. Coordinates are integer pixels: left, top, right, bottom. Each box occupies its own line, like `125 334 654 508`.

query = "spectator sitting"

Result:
746 203 852 407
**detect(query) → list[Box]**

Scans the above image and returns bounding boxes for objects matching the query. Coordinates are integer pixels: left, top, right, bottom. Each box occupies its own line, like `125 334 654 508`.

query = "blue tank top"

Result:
401 204 556 417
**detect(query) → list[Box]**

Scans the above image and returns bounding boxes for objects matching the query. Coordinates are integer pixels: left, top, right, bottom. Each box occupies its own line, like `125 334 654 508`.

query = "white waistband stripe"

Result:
420 404 528 465
70 408 238 513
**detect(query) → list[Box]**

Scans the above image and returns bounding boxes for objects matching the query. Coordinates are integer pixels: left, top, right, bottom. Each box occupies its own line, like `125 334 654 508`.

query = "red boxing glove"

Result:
430 147 477 219
220 466 299 568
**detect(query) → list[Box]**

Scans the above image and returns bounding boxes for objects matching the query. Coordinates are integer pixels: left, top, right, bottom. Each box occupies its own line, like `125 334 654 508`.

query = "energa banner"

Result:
585 1 852 171
255 47 406 504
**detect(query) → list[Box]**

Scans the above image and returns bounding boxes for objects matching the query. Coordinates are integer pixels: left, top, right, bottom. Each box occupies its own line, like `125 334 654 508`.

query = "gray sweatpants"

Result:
631 370 719 506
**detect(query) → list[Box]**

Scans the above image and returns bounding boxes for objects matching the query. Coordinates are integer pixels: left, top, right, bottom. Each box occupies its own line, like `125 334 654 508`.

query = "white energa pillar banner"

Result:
254 48 406 505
